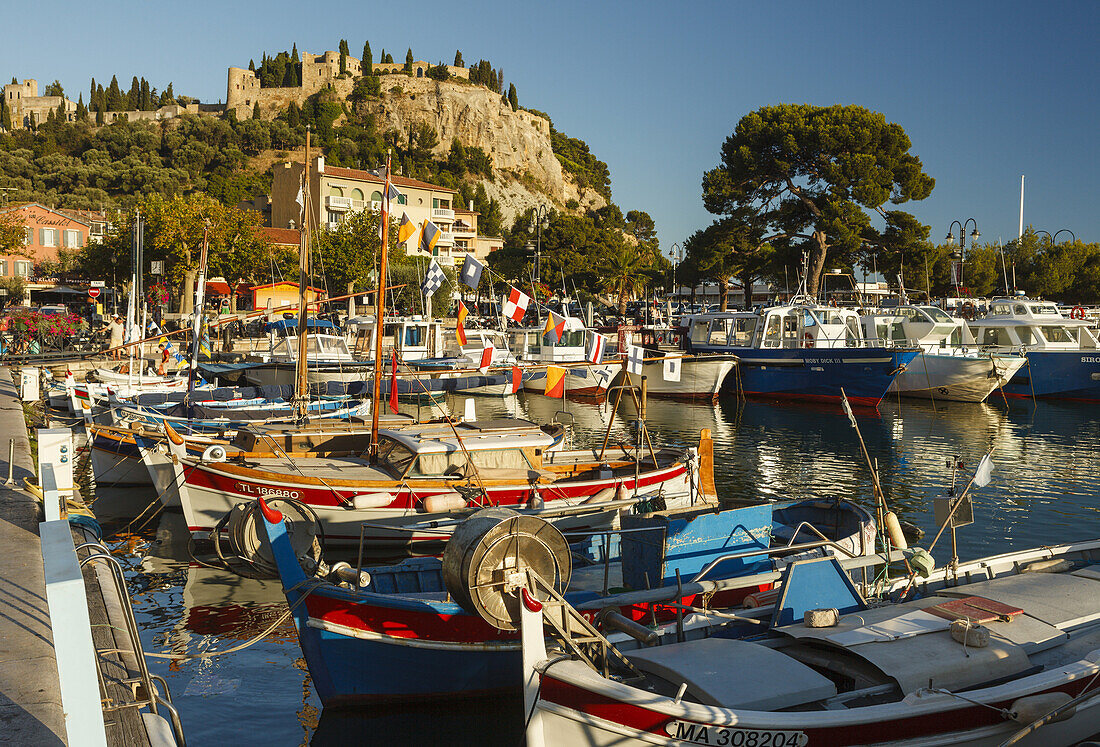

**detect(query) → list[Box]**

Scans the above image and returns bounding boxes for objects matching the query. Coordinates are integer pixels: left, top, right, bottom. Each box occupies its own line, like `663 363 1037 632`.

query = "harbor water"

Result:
95 393 1100 745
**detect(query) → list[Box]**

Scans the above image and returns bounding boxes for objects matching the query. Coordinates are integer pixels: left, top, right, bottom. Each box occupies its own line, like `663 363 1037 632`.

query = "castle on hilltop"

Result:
226 49 469 120
2 80 77 129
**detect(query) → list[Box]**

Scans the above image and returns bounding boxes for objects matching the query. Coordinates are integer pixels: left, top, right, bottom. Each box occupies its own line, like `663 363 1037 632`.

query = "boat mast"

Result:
369 151 392 460
295 129 312 419
187 228 209 399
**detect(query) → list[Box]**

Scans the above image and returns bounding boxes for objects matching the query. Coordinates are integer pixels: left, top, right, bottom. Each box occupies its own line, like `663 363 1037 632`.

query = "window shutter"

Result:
40 228 47 245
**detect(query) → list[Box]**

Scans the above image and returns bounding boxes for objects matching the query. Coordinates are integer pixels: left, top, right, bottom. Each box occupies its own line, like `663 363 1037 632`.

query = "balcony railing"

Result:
435 231 455 246
326 196 352 210
350 199 366 211
432 207 454 221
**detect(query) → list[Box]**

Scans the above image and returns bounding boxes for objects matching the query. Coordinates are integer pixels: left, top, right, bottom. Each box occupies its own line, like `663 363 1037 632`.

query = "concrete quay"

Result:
0 368 66 744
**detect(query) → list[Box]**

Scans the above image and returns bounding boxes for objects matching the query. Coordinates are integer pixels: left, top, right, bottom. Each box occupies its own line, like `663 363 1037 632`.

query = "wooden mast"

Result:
295 128 311 419
369 151 392 460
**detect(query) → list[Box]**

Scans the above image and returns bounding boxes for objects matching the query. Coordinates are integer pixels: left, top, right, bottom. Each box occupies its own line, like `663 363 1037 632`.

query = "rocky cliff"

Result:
364 76 606 223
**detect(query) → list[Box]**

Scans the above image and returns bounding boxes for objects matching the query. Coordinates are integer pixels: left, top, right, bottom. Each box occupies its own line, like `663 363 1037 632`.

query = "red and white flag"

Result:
478 344 495 372
502 287 531 324
585 331 606 364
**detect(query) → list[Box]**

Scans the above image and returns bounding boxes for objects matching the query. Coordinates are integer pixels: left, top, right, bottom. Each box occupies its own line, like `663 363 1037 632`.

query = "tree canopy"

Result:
702 104 934 297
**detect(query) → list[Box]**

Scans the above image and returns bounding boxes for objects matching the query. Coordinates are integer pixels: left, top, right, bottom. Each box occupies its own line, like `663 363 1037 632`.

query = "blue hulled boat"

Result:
682 300 919 406
968 298 1100 401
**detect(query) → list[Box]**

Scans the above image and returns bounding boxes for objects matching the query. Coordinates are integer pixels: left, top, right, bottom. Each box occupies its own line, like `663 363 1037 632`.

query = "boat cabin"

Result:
508 316 588 362
970 298 1099 350
375 419 553 479
266 319 355 362
861 305 976 349
685 304 864 351
346 316 444 359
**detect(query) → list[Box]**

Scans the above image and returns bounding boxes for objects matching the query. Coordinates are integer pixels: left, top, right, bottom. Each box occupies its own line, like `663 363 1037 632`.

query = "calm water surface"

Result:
98 393 1100 745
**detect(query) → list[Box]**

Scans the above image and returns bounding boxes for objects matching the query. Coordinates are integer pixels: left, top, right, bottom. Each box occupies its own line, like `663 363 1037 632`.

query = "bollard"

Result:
4 438 13 486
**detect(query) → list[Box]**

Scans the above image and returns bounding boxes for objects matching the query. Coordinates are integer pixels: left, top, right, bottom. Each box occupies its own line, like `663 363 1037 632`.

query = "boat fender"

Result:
329 561 371 589
351 492 396 510
744 588 781 608
201 445 228 463
905 547 935 578
582 487 617 505
527 494 545 510
1021 558 1077 574
423 492 467 513
1007 692 1075 724
949 619 990 647
804 608 839 628
597 608 659 644
884 511 908 551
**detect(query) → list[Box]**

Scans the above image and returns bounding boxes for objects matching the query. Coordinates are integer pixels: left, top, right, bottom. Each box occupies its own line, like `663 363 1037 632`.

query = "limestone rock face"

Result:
366 76 606 224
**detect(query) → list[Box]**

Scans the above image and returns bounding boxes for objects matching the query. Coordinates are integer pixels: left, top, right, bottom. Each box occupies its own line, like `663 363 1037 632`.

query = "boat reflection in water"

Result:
129 512 320 745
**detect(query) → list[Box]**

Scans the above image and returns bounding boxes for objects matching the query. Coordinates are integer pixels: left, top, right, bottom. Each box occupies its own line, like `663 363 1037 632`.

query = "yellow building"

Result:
251 281 325 314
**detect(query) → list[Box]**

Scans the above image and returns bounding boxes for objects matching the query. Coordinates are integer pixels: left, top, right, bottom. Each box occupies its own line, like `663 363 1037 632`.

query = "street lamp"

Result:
945 219 980 294
1035 229 1076 246
669 242 682 309
526 204 550 287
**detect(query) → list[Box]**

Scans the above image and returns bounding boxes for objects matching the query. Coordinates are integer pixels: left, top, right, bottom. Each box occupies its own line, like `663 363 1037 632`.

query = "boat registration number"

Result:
664 720 808 747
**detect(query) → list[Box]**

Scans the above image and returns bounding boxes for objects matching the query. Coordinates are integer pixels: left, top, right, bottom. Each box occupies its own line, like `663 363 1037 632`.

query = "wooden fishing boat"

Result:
257 498 880 704
164 422 717 548
509 535 1100 747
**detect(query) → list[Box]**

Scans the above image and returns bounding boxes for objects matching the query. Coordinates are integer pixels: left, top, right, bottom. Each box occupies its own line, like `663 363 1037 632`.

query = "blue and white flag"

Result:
625 344 644 376
460 255 484 289
422 259 446 298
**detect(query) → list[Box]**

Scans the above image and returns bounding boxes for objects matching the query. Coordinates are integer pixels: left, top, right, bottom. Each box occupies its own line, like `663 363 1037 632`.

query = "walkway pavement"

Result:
0 368 65 744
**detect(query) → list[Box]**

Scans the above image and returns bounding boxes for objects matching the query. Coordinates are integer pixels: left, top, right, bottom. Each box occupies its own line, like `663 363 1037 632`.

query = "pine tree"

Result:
404 48 414 73
249 59 256 72
127 76 140 110
508 82 518 111
106 76 122 111
76 93 88 121
362 41 372 72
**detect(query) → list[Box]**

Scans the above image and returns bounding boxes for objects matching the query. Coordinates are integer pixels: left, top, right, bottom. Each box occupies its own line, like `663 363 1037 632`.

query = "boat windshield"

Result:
921 307 954 323
1037 325 1077 343
378 438 417 476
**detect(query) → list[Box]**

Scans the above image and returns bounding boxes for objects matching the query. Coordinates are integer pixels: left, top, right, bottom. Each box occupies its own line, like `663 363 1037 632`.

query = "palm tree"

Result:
599 243 650 317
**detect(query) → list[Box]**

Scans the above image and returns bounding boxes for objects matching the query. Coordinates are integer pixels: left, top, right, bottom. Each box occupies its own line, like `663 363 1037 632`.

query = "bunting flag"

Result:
585 331 606 364
456 301 468 345
389 351 399 414
398 212 418 245
662 355 682 382
478 344 495 372
543 312 565 342
973 453 995 488
511 365 523 394
545 366 566 398
420 219 442 254
840 388 858 428
421 259 446 297
460 255 484 289
502 287 531 324
386 183 402 202
625 344 644 375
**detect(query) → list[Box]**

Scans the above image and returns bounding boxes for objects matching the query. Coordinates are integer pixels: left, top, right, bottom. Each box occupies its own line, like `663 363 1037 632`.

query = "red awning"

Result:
206 280 231 296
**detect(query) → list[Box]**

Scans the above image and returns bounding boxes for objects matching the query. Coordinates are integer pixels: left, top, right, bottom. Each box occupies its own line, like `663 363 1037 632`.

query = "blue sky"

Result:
9 1 1098 257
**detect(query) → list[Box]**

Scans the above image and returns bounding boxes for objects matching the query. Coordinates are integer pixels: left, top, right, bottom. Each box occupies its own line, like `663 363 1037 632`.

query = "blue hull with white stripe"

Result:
1001 350 1100 401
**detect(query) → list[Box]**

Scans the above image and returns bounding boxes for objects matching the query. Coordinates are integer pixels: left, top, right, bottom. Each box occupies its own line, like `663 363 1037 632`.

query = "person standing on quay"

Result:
108 316 124 360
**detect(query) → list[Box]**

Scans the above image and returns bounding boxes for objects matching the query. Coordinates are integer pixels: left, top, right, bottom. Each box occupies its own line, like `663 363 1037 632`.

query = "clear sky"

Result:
8 0 1098 257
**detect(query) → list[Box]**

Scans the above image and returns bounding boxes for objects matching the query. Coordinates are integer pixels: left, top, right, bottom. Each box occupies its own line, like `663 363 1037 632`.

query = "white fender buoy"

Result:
1008 692 1075 724
582 487 616 505
884 511 908 550
423 492 466 513
352 492 395 510
527 494 545 510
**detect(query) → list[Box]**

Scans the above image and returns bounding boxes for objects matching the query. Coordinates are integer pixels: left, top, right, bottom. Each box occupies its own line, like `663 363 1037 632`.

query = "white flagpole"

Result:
1018 175 1025 240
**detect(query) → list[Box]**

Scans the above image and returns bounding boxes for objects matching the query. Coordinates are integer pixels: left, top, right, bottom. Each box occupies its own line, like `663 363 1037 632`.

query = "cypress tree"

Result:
249 59 256 72
127 76 140 110
454 50 463 68
90 77 97 104
106 76 122 111
508 82 518 111
96 84 105 111
340 46 347 75
76 93 88 121
10 77 16 84
164 82 174 103
95 105 104 126
1 101 10 132
56 100 66 120
287 102 300 128
253 101 261 120
140 78 151 110
362 41 372 72
404 48 414 73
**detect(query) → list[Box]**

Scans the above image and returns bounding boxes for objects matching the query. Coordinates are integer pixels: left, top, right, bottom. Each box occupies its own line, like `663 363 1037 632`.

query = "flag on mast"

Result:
398 212 418 245
545 366 566 398
388 351 399 414
478 344 494 372
543 312 565 342
502 287 531 324
625 344 644 375
460 255 484 289
511 365 523 394
585 331 606 364
662 355 682 382
973 453 995 488
420 219 441 254
421 259 445 297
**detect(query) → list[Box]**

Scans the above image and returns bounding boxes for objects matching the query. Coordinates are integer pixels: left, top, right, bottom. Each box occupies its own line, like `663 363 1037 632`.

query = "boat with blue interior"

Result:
682 299 919 406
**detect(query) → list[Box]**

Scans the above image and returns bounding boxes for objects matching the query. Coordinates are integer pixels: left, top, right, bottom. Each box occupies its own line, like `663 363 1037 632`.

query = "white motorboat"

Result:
509 316 619 399
862 304 1027 402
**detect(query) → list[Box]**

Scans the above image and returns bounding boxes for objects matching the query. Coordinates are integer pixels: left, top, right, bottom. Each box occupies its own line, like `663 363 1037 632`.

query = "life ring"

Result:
1070 306 1085 320
960 301 976 321
803 332 815 348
